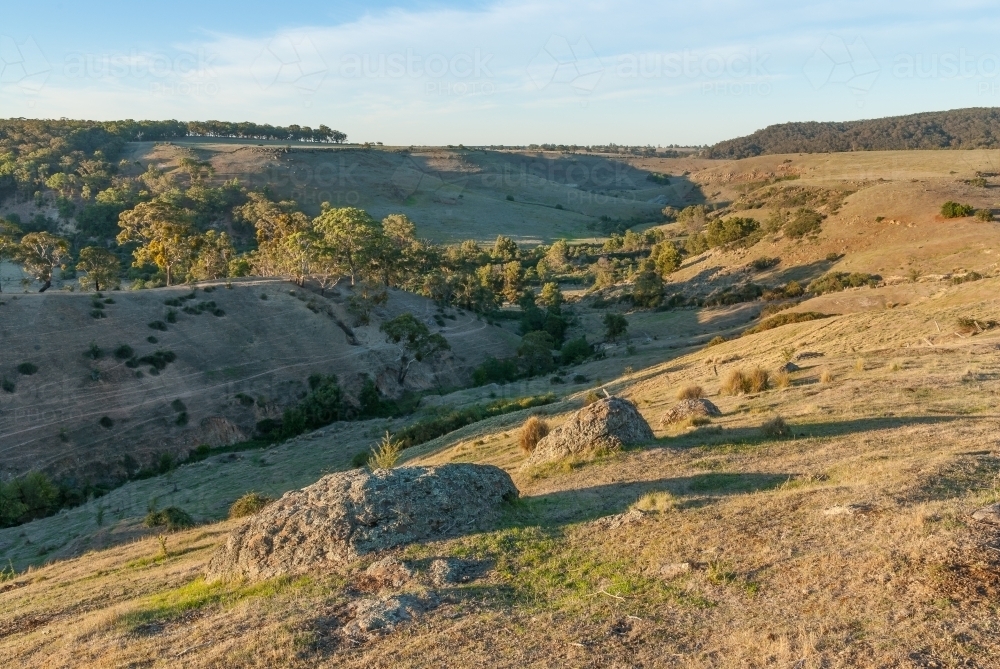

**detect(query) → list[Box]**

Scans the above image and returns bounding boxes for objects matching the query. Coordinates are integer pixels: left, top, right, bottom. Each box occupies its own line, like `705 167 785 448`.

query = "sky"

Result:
2 0 1000 146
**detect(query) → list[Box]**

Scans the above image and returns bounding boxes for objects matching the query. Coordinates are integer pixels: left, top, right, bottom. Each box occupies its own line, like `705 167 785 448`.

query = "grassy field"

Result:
3 275 1000 667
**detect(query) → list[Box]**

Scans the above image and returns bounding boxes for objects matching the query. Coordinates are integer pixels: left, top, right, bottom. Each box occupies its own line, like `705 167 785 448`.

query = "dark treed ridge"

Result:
706 107 1000 159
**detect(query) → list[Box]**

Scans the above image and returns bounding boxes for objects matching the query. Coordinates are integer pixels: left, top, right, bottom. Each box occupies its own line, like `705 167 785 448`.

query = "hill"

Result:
706 107 1000 159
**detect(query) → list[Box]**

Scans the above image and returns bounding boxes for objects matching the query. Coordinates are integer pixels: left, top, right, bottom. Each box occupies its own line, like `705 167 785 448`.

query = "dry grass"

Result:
369 432 403 469
854 357 865 372
228 492 273 519
760 416 791 438
820 368 834 384
721 367 770 395
676 384 705 400
773 369 791 388
518 416 550 454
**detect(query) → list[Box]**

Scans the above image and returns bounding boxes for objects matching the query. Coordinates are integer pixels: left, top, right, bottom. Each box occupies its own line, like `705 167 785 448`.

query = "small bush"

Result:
114 344 134 360
952 271 983 285
147 336 158 344
572 374 588 383
760 416 791 438
957 317 999 334
175 412 189 426
676 385 704 400
773 369 791 388
369 432 403 469
941 201 974 218
743 311 830 336
86 342 103 360
783 208 824 238
17 363 38 376
351 451 371 468
706 336 726 347
807 272 880 295
721 368 769 395
166 309 178 323
825 252 842 262
976 209 994 222
171 399 187 413
228 492 274 519
235 393 255 407
584 390 602 405
750 257 780 272
519 416 550 454
148 320 167 331
98 416 114 429
90 310 106 319
1 378 15 393
144 507 195 531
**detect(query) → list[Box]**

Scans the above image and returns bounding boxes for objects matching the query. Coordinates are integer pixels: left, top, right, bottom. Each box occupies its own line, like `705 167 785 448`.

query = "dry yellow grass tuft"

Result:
855 357 865 372
773 369 791 388
632 491 676 513
519 416 550 454
721 367 769 395
820 368 834 384
676 384 704 400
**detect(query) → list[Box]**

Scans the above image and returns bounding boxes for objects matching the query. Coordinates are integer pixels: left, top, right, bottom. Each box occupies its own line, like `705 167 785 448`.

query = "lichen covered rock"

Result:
659 398 722 426
527 396 653 464
206 464 518 582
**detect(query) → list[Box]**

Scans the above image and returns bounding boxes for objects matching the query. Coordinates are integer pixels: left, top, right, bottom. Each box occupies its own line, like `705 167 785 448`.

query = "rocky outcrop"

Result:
526 396 654 464
205 464 518 582
658 398 722 426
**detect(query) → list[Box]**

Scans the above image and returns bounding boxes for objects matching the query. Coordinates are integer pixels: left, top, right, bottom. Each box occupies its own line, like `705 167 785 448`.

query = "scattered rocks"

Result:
779 362 800 373
206 464 518 582
593 508 646 530
428 558 486 586
527 396 654 464
364 556 414 589
971 503 1000 526
822 504 872 516
658 562 693 579
659 398 722 426
343 593 438 641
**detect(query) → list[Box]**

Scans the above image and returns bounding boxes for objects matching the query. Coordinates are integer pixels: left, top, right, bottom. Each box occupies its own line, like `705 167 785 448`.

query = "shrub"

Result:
17 363 38 376
952 271 983 285
144 507 195 531
773 369 791 388
148 320 167 331
147 336 158 344
957 317 999 334
706 336 726 347
760 416 791 438
166 309 178 323
138 350 177 371
807 272 880 295
114 344 134 360
86 342 102 360
783 208 823 238
742 312 830 336
941 201 974 218
369 432 403 469
560 336 591 365
677 385 704 400
572 374 588 383
99 416 114 429
171 399 187 413
721 368 769 395
90 310 106 319
603 313 628 342
976 209 994 222
1 378 14 393
705 216 760 247
750 257 780 272
235 393 255 406
584 390 602 405
519 416 550 454
228 492 273 519
472 356 520 385
175 412 189 426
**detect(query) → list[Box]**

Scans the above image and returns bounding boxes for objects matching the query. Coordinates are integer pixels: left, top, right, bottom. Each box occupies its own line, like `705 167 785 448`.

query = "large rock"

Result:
527 396 654 464
659 398 722 426
972 503 1000 526
205 464 518 582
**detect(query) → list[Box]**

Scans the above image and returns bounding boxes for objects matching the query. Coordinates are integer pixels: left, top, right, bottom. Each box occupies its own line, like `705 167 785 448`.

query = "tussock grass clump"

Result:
854 358 865 372
773 369 791 388
228 492 274 519
369 432 402 470
584 390 602 405
144 506 195 531
706 336 726 347
633 491 676 513
676 385 704 400
519 416 550 454
819 368 834 384
722 368 769 395
760 416 791 438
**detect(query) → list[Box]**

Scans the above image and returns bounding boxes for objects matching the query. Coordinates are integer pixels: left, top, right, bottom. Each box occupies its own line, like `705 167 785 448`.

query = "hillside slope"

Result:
706 107 1000 159
0 279 518 485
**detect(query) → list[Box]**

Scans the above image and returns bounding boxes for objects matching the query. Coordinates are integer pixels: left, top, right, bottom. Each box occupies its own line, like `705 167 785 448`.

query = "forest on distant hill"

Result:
706 107 1000 159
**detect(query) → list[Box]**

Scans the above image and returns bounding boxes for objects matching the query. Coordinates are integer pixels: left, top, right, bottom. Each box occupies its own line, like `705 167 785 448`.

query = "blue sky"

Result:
2 0 1000 145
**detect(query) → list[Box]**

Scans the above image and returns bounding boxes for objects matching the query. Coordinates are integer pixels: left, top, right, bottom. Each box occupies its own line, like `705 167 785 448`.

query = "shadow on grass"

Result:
515 471 790 529
662 413 973 451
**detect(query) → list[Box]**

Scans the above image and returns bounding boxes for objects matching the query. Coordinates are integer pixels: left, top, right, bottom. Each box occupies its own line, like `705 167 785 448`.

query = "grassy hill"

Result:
706 107 1000 159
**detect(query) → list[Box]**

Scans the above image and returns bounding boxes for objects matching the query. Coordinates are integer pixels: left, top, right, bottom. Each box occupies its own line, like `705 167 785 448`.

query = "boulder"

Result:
971 503 1000 525
527 396 654 464
205 464 518 582
659 398 722 426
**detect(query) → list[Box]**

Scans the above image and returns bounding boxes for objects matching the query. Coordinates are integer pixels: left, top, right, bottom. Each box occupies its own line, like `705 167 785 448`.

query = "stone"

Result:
205 464 518 582
971 503 1000 525
428 557 484 586
658 562 692 579
526 396 654 464
343 594 438 641
364 556 414 589
658 398 722 426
